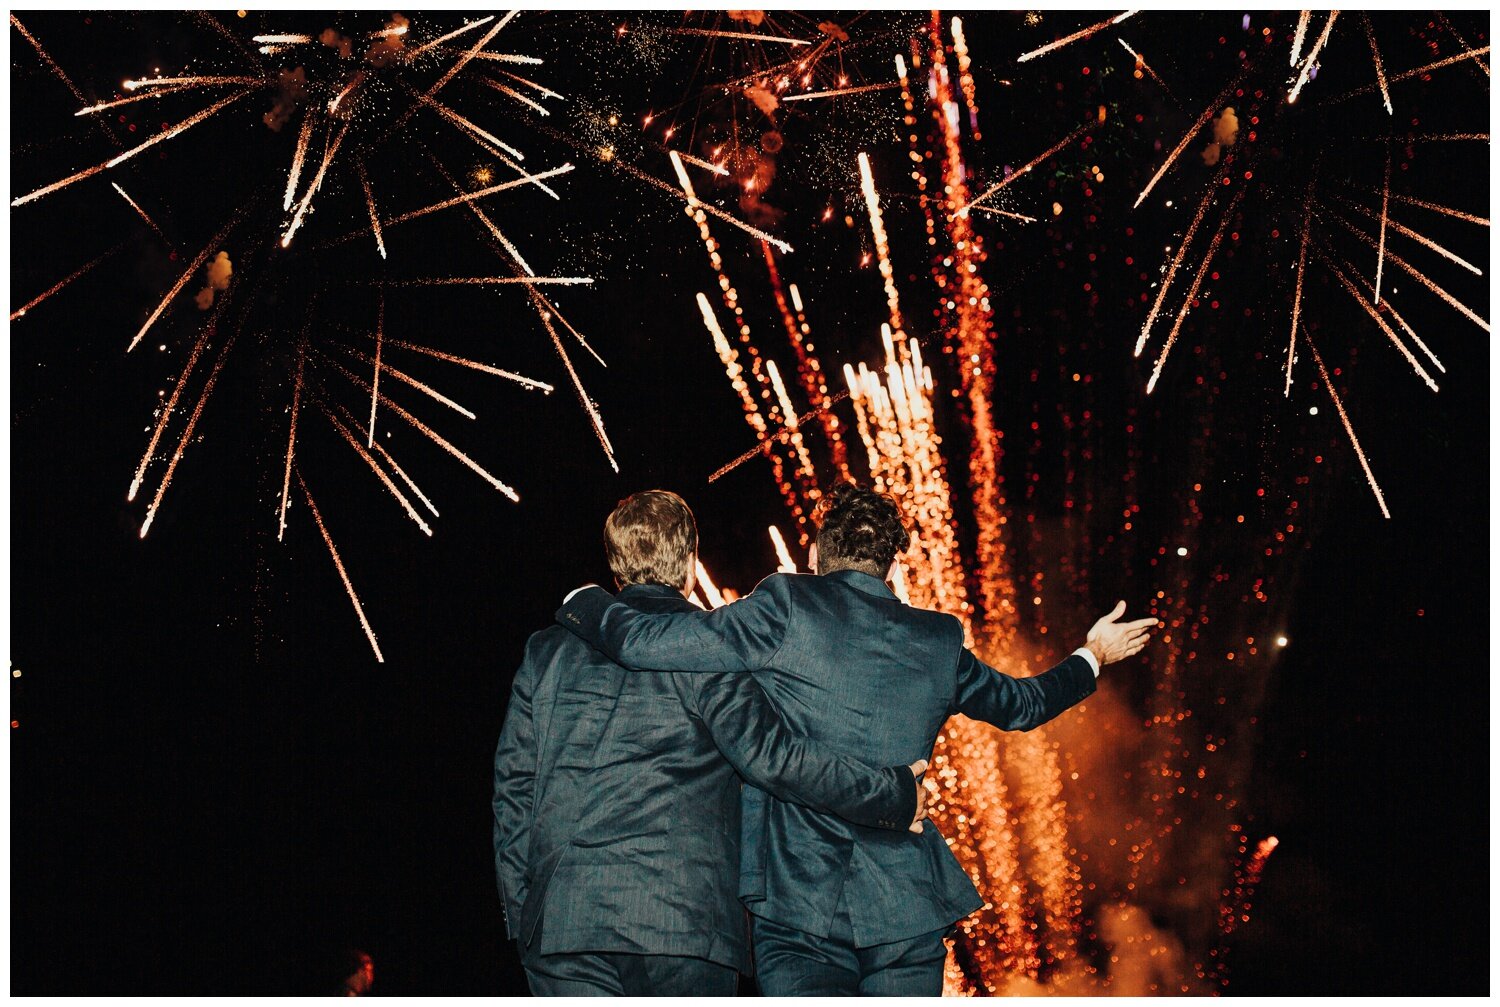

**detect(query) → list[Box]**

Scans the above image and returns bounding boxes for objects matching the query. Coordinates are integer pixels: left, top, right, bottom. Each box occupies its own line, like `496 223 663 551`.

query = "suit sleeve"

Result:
684 674 917 831
555 575 792 673
950 637 1097 730
492 635 543 940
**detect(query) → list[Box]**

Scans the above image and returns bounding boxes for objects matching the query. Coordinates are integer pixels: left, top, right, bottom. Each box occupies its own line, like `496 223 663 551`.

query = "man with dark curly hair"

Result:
556 483 1153 996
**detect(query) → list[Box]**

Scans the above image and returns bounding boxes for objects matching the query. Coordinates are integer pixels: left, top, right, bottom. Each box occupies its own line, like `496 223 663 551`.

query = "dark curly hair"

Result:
814 483 910 576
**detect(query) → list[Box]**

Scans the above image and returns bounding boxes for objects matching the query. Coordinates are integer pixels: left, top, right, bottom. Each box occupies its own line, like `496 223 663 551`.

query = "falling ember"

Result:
666 151 794 253
284 108 316 212
385 339 553 392
1289 10 1311 67
460 50 547 67
960 121 1094 216
334 344 476 420
140 324 239 539
1287 11 1338 105
1305 332 1390 518
768 526 800 573
129 211 243 353
297 470 385 662
422 12 516 103
673 151 730 176
1331 45 1493 102
674 27 811 46
364 164 575 236
694 560 727 608
1116 38 1173 97
278 346 306 543
1361 13 1393 114
539 311 618 474
249 33 312 44
477 75 551 115
10 243 125 321
75 83 196 115
1325 211 1491 333
369 437 439 519
1016 10 1138 62
1137 173 1224 357
328 72 365 115
495 68 562 100
110 183 168 243
122 74 261 91
1134 76 1244 209
1146 189 1244 395
1333 193 1486 277
1381 191 1489 228
11 14 89 105
783 81 901 101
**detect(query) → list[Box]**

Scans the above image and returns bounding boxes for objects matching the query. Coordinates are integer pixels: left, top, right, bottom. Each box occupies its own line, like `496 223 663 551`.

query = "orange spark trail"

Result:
763 251 849 476
76 84 195 115
1305 332 1390 518
769 526 800 573
337 344 476 419
250 33 311 44
1435 13 1489 76
1288 11 1338 104
384 276 591 287
278 347 305 542
1285 191 1312 396
14 89 254 208
784 81 901 101
355 160 386 259
1137 174 1224 356
129 311 220 502
316 398 432 537
140 324 238 539
707 390 852 483
673 151 730 175
1382 191 1489 228
477 75 550 115
1332 45 1492 101
284 108 316 211
124 75 261 90
1333 193 1484 276
416 154 545 279
416 89 525 161
386 339 553 391
1289 10 1311 66
368 292 384 446
496 68 561 99
1313 241 1440 390
1375 152 1390 302
1361 13 1393 114
859 152 906 339
330 396 442 519
1325 210 1490 332
129 211 242 352
1146 190 1243 394
424 12 515 102
1340 261 1446 375
297 470 385 662
282 117 351 247
377 164 574 230
667 151 794 252
970 206 1038 223
1117 38 1175 99
675 27 810 46
765 360 818 485
539 309 618 473
111 183 168 243
1017 11 1138 62
694 560 726 609
10 243 124 321
328 72 365 115
459 49 545 67
405 15 495 62
962 122 1094 215
330 359 523 498
1135 75 1244 208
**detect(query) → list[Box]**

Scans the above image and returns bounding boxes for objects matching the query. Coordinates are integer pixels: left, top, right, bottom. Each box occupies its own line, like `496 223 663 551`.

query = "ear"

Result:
885 558 899 583
681 554 698 598
808 542 820 574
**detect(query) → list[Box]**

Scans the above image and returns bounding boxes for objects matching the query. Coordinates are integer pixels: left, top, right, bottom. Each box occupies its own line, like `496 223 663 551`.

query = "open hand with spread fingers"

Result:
1084 601 1157 666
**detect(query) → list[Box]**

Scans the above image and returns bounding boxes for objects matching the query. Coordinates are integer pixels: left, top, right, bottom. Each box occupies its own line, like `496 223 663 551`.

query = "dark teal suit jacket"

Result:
494 583 916 973
556 570 1097 947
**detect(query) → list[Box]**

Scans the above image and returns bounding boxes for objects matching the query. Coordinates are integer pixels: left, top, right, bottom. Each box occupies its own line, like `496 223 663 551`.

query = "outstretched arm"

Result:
492 637 543 940
687 673 926 833
556 575 793 673
951 646 1098 730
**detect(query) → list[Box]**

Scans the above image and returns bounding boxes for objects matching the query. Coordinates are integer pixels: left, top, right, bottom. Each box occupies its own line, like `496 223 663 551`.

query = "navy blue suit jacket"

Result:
556 570 1097 946
494 583 916 972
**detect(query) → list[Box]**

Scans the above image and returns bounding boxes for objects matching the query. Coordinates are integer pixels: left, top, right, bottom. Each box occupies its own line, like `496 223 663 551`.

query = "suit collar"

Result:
825 568 896 599
618 583 688 601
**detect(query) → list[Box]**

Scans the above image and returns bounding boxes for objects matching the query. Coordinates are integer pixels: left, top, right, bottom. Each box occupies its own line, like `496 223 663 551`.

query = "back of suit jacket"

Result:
556 570 1096 947
494 583 914 972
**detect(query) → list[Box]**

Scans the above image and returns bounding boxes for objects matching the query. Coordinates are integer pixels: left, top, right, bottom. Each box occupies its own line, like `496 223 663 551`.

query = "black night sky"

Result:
9 11 1489 995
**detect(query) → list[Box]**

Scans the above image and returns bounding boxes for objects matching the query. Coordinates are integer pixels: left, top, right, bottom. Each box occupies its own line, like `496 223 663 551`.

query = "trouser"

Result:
750 890 949 996
522 942 739 997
